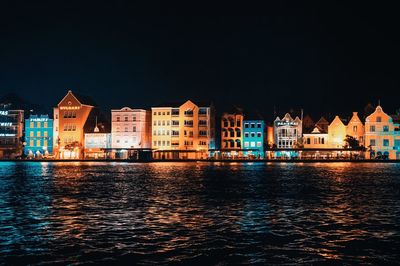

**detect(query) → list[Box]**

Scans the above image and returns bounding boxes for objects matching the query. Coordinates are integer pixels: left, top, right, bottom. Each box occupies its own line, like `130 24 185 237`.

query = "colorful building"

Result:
243 120 264 158
53 90 94 159
111 107 151 158
365 105 400 160
327 115 346 148
221 112 243 152
303 126 328 149
346 112 365 146
151 100 215 159
24 115 53 157
273 113 302 148
0 106 24 159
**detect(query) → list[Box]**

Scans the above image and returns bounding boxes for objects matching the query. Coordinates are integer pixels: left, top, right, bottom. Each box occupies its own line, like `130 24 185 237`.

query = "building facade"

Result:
0 107 24 158
303 126 328 149
221 112 243 151
346 112 365 146
365 105 400 159
152 100 215 159
273 113 302 148
111 107 151 158
53 90 94 159
327 116 346 148
243 120 264 158
24 115 53 157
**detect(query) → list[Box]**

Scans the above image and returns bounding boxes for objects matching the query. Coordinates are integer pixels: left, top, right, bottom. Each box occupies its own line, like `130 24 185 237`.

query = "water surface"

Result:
0 162 399 265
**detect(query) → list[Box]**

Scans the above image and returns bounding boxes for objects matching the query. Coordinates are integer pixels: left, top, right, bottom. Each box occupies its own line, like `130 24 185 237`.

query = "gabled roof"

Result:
57 90 96 107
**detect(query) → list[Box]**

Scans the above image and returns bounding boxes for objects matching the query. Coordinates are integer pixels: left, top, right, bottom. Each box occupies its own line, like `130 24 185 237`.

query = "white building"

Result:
273 113 302 148
111 107 151 151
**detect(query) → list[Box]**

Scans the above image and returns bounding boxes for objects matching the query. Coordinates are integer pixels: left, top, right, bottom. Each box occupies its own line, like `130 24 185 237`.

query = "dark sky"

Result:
1 1 399 119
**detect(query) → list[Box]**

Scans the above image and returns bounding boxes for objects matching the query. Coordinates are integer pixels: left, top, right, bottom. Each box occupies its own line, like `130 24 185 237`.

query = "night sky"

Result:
1 1 399 119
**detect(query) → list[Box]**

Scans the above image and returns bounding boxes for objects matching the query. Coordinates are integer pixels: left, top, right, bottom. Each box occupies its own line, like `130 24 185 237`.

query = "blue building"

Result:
243 120 264 158
24 115 53 157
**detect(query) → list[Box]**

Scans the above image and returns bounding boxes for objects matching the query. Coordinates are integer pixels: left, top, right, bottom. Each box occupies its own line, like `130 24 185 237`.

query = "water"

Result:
0 162 400 265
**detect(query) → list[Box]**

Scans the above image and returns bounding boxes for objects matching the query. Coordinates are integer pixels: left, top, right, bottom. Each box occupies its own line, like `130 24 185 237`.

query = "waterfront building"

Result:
53 90 94 159
221 111 244 157
327 116 346 148
346 112 365 146
243 120 264 158
152 100 215 159
303 126 328 149
0 106 24 158
24 115 53 157
273 113 302 148
315 117 329 133
365 105 400 159
111 107 151 158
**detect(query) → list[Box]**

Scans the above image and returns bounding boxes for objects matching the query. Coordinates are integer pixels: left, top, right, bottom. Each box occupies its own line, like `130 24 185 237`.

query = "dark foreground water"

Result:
0 162 400 265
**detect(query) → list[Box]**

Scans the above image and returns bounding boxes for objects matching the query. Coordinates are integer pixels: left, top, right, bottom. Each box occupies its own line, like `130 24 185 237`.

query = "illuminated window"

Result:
44 140 48 147
44 122 48 128
37 131 41 137
44 131 48 137
30 131 34 137
383 139 389 146
153 141 157 146
353 126 357 132
36 140 41 146
257 142 262 147
29 140 34 146
244 142 249 147
250 142 255 147
30 122 34 128
370 139 376 146
153 121 157 126
37 122 41 128
370 126 375 132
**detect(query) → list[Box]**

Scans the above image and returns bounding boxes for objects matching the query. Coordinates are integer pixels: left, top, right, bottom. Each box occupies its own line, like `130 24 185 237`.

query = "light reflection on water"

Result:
0 162 400 264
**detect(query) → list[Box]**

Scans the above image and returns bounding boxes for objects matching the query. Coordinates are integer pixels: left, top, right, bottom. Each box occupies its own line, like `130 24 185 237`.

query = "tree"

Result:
344 135 361 149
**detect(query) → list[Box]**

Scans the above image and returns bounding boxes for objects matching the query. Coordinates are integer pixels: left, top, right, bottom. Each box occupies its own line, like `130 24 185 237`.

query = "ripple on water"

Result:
0 161 400 265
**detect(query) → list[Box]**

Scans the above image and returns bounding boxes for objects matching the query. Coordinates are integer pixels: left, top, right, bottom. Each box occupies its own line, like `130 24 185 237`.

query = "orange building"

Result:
327 116 346 148
221 112 244 151
151 100 215 159
53 90 94 159
346 112 365 146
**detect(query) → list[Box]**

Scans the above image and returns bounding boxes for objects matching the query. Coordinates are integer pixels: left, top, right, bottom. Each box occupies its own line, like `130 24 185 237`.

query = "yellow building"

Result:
346 112 365 146
365 105 400 159
151 100 215 159
303 126 328 149
221 112 243 151
328 116 346 148
53 90 94 159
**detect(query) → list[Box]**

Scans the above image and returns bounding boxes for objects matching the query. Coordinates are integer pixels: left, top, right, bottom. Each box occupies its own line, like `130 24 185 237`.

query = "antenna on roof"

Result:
378 99 381 106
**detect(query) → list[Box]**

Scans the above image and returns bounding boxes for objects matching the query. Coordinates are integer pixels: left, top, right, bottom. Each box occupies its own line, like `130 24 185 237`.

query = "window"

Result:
244 133 249 138
153 130 157 136
370 126 375 132
353 126 357 132
236 120 241 127
250 142 255 147
36 140 41 146
172 120 179 126
257 133 261 138
184 120 193 127
383 125 389 132
30 122 34 128
370 139 376 146
125 127 128 132
116 116 120 122
166 112 170 115
36 131 40 137
44 131 48 137
153 121 157 126
30 131 34 137
158 121 161 126
199 108 207 115
167 121 170 126
383 139 389 146
236 131 241 138
199 130 207 136
307 138 311 144
56 114 58 119
257 123 261 128
257 142 262 147
132 115 136 121
321 138 325 144
199 120 207 126
29 140 33 146
251 133 255 138
158 112 161 115
44 140 48 147
124 116 128 121
244 142 249 147
172 130 179 136
153 141 157 146
314 138 317 144
162 121 165 126
133 126 136 132
244 123 249 128
377 116 382 122
251 123 255 128
153 112 156 116
37 122 41 128
162 112 165 115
